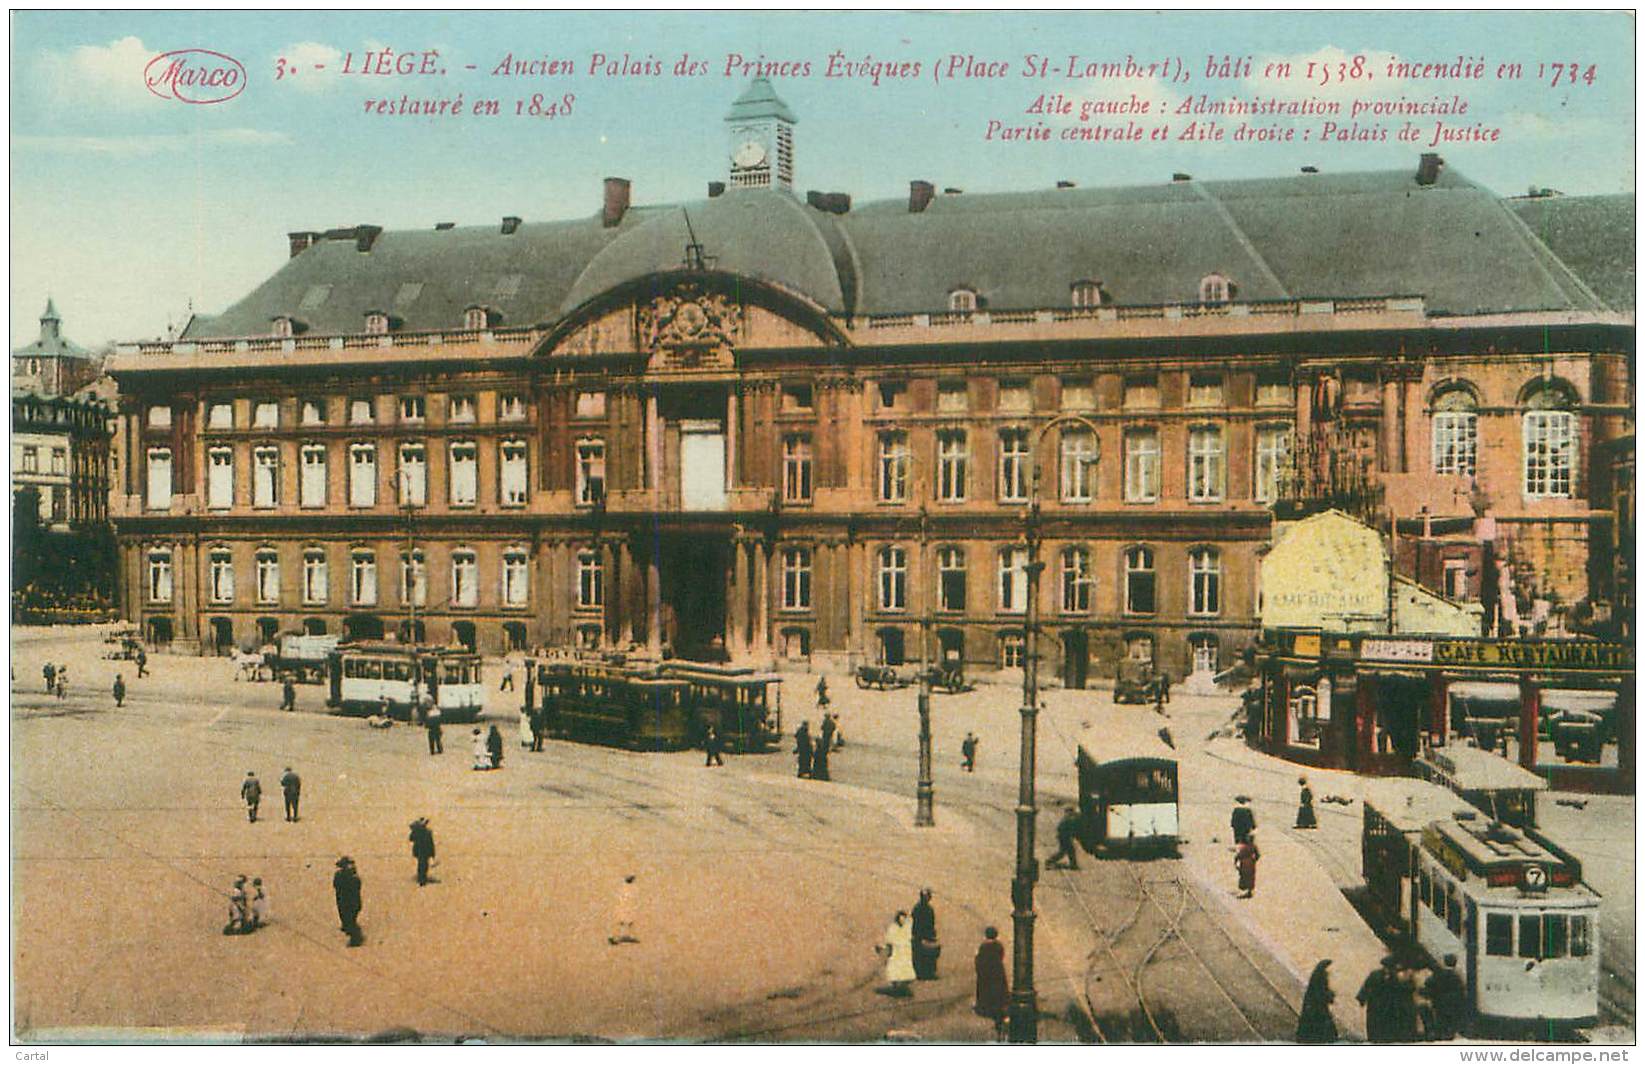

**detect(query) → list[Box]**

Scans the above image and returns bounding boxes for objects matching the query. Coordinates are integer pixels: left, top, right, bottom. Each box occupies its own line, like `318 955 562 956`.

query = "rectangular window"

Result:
253 401 279 429
999 547 1028 614
1061 430 1097 502
148 550 173 603
146 447 172 510
397 397 424 424
1001 633 1025 669
1123 375 1159 409
449 441 477 506
877 547 907 611
351 553 377 606
300 444 327 508
204 447 232 509
574 390 606 418
500 440 528 506
577 551 604 608
1190 549 1221 616
398 442 426 506
20 446 37 473
1523 411 1574 498
1542 913 1568 959
998 379 1031 412
255 552 280 604
253 446 280 507
1446 890 1462 935
783 435 813 503
1444 559 1468 600
1188 427 1224 501
448 395 476 424
937 380 968 413
499 394 527 422
303 551 328 605
1124 430 1159 502
1433 412 1478 478
350 398 375 424
1188 373 1224 408
349 443 377 507
208 402 233 429
50 448 66 475
300 399 326 426
209 551 235 604
781 547 812 609
876 381 906 411
998 430 1029 502
878 432 909 503
938 547 966 612
1061 377 1093 410
937 430 968 502
148 405 173 429
1255 373 1292 407
451 551 478 608
1254 426 1292 504
1571 915 1591 957
576 439 606 506
401 552 427 607
781 383 814 411
1061 548 1092 614
1485 913 1512 957
503 550 529 606
1126 547 1157 615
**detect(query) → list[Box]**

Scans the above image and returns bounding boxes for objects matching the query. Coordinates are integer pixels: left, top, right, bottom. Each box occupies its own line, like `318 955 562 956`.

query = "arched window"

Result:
1189 547 1221 616
464 306 489 330
1432 386 1479 478
1070 280 1106 309
302 549 328 605
998 546 1029 613
271 316 295 339
502 547 530 607
1060 429 1097 502
209 548 235 604
948 288 977 313
1061 546 1092 614
255 549 280 604
1522 383 1577 499
451 549 478 607
1198 273 1234 305
1125 546 1155 615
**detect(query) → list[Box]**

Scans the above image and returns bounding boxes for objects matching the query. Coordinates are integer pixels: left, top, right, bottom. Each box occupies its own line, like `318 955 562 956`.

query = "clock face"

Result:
732 139 767 169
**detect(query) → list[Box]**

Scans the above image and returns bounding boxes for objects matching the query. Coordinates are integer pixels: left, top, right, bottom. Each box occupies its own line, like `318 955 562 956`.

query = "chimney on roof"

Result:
435 221 456 231
908 180 935 214
287 231 321 258
805 190 852 215
707 181 726 198
1056 180 1076 189
1301 166 1319 174
1416 153 1444 186
602 177 631 228
354 225 383 252
1172 172 1192 182
501 216 522 235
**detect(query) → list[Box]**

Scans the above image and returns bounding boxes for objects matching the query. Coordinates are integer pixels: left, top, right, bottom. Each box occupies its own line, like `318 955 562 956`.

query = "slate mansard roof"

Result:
182 166 1625 341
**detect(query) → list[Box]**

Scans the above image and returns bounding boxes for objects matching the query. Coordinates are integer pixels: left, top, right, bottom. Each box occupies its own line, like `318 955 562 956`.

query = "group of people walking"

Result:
1296 953 1468 1043
793 715 843 780
221 874 270 935
238 768 302 823
877 889 1011 1040
472 724 506 770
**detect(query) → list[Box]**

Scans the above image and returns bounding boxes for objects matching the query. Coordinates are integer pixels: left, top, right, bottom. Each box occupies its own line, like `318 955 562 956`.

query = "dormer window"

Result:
365 311 389 336
948 288 978 314
1198 273 1234 305
1071 280 1107 309
271 316 295 339
463 306 489 331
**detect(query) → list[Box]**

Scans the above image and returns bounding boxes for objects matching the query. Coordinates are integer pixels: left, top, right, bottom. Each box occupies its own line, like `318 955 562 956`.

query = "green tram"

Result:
532 657 783 752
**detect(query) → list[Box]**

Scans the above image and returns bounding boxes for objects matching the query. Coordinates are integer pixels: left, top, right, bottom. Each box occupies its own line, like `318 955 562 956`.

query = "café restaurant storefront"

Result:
1253 632 1635 793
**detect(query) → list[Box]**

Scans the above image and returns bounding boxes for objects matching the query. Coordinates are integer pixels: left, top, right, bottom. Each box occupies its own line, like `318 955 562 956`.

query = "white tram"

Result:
326 642 486 722
1074 713 1179 854
1362 778 1601 1030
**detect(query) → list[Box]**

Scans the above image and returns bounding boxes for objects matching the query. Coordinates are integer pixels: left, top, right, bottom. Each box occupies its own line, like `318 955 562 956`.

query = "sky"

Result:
10 10 1636 349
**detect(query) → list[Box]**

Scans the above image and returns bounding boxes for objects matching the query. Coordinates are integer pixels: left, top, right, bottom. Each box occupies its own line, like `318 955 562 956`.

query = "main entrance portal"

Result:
658 535 730 661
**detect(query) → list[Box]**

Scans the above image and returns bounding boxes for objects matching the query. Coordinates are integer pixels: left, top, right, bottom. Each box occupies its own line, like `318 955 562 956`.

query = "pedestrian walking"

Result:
795 720 814 779
471 727 489 770
819 712 837 755
1047 805 1083 869
1234 833 1260 898
1230 797 1256 844
240 771 262 823
1296 777 1318 829
1358 955 1418 1043
704 726 725 767
879 911 915 996
961 731 979 772
486 724 505 769
250 878 270 928
1296 959 1339 1043
279 766 301 822
973 927 1010 1037
55 667 67 700
425 703 443 754
816 676 830 710
223 875 252 935
911 888 940 980
280 677 297 712
523 663 536 716
1421 954 1467 1040
499 657 516 692
333 857 363 947
529 704 546 751
42 662 55 694
135 648 148 677
518 700 533 749
828 710 845 749
113 674 126 708
408 817 436 886
608 873 639 945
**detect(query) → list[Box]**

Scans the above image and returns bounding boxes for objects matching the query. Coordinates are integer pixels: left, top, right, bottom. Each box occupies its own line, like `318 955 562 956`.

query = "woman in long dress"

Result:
974 926 1010 1037
881 910 916 996
472 727 490 770
486 724 505 769
519 703 533 748
1296 777 1318 829
1296 958 1339 1043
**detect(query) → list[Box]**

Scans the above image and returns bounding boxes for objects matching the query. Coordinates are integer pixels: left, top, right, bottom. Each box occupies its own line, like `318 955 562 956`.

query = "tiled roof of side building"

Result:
1507 193 1635 311
180 165 1619 341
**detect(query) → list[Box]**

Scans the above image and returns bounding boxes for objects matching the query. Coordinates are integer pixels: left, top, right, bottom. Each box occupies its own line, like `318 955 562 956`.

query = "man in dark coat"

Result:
529 704 546 752
1422 955 1467 1040
408 818 436 885
911 888 940 980
241 771 262 823
810 728 831 781
279 766 301 822
426 704 443 754
113 674 126 708
795 721 814 778
281 678 296 711
960 731 979 772
1231 798 1256 844
43 662 55 693
704 726 725 767
819 712 837 754
135 648 149 677
333 857 363 946
1358 955 1408 1043
486 724 505 769
1048 805 1083 869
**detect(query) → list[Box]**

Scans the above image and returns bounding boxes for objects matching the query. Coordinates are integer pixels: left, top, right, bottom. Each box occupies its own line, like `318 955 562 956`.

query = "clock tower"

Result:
724 77 796 190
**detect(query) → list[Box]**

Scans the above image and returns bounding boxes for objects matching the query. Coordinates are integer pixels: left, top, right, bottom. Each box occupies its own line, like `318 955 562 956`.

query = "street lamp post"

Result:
916 505 935 827
1007 413 1102 1044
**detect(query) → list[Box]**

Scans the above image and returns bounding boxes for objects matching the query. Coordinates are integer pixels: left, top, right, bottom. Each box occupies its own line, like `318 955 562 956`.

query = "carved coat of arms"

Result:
636 283 742 369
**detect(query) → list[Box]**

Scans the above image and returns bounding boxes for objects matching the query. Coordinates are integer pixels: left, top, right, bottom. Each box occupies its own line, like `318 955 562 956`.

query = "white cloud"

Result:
15 128 292 157
1244 46 1406 101
37 36 160 111
277 41 343 93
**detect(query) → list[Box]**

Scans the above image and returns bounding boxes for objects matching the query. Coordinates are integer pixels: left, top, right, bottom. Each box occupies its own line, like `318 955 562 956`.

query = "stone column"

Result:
725 388 738 491
647 550 662 655
1380 377 1401 474
1518 678 1540 770
645 394 661 494
752 541 769 657
728 535 749 658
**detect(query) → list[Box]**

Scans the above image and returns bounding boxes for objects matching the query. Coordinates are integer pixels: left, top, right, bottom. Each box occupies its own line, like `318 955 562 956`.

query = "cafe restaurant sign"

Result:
1431 640 1634 672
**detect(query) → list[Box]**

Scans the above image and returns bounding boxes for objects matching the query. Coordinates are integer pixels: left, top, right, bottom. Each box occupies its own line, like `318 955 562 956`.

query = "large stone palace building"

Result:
107 80 1633 679
13 300 111 532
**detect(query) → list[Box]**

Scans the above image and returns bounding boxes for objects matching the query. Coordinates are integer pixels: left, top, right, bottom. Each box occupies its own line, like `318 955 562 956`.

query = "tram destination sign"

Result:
1431 640 1634 672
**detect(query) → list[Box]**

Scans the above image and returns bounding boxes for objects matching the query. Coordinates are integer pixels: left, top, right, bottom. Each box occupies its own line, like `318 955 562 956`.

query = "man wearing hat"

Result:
911 888 940 980
279 766 301 822
408 817 436 886
333 857 363 946
1357 954 1410 1042
240 771 262 823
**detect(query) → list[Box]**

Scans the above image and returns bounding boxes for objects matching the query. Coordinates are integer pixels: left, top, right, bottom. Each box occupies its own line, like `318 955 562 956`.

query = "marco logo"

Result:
144 49 246 105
